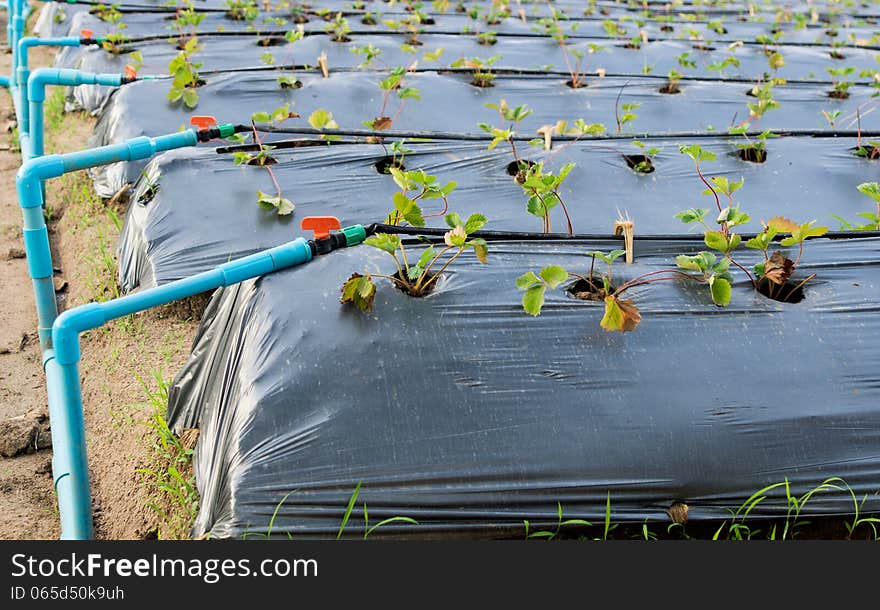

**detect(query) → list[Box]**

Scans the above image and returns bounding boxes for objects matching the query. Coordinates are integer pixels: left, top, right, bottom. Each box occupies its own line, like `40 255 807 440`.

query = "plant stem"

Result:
727 254 757 288
415 245 455 292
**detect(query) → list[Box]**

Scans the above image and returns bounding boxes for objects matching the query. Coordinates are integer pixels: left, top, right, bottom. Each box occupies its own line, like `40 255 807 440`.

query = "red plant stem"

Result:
251 122 284 200
613 269 700 295
694 160 721 214
727 255 757 288
555 190 574 235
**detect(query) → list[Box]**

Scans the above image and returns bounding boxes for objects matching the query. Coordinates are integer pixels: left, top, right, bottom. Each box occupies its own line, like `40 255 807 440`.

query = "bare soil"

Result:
0 15 201 540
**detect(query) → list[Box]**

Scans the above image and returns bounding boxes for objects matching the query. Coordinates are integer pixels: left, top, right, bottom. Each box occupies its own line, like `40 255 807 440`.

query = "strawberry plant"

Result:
827 66 855 99
383 14 425 48
450 55 502 87
363 67 421 131
166 37 204 108
660 69 683 94
624 140 660 174
833 182 880 230
514 162 575 235
853 139 880 160
225 0 259 21
170 4 205 49
706 56 740 78
744 217 828 302
341 178 487 307
95 4 130 55
235 105 298 216
351 44 383 68
615 100 640 133
729 128 776 163
326 12 352 42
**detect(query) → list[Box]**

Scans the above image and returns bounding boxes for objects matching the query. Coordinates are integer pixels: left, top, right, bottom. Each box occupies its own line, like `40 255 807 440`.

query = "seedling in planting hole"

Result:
95 5 131 55
225 0 259 21
383 14 425 48
451 55 502 87
376 139 413 174
361 11 378 26
826 66 856 99
563 44 604 89
273 30 305 89
341 179 488 308
363 67 421 131
676 52 697 70
744 217 828 302
170 5 205 49
166 37 204 108
706 19 727 35
833 182 880 230
326 13 352 42
853 139 880 160
730 127 776 163
624 141 660 174
235 106 298 216
661 69 683 94
515 162 576 235
308 108 340 140
477 31 497 46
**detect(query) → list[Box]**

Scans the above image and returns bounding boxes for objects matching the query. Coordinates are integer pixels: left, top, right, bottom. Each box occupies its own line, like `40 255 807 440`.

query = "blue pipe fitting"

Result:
48 239 314 538
25 68 126 159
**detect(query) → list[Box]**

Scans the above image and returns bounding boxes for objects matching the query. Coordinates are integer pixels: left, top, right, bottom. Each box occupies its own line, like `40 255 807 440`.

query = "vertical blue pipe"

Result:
44 351 92 539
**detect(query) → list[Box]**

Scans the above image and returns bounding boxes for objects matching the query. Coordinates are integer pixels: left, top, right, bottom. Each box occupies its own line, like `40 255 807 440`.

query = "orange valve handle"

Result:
190 116 218 131
124 65 137 79
301 217 341 240
80 29 94 39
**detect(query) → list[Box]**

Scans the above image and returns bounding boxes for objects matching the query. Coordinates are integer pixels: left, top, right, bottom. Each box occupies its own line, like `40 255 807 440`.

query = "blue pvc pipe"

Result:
26 68 125 160
17 38 83 130
49 239 314 538
17 130 201 346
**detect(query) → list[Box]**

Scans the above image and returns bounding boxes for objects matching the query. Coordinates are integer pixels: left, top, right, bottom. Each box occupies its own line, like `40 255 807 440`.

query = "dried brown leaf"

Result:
763 250 794 285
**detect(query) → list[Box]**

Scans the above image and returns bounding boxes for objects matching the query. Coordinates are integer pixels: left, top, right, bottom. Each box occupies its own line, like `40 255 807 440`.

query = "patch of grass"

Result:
134 368 199 540
44 86 67 134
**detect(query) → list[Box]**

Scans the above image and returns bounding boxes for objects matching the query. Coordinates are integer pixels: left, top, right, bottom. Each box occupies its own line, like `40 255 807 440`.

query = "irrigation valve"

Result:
79 29 95 44
301 217 367 255
124 65 138 80
190 116 218 131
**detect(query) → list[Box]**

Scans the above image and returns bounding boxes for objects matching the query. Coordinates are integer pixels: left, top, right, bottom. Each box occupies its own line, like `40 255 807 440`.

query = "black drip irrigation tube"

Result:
112 27 880 53
220 126 880 148
364 224 880 244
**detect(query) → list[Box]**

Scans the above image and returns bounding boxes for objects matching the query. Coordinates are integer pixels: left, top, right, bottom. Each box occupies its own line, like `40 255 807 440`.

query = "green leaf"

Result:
539 265 569 289
516 271 542 290
709 276 732 306
444 212 463 228
704 230 729 252
676 254 704 271
522 285 546 316
469 238 488 264
675 208 708 224
679 144 716 162
464 213 487 234
857 182 880 204
340 274 376 312
182 88 199 109
364 233 401 254
416 246 435 270
251 111 271 123
600 297 623 331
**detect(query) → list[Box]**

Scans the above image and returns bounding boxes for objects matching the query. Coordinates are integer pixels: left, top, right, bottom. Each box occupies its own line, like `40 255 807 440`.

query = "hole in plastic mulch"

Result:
756 277 807 304
692 44 716 52
566 78 586 89
257 36 287 47
506 159 537 179
391 271 441 297
828 89 850 100
658 83 681 94
738 147 767 163
567 278 613 302
623 155 655 174
375 157 405 174
247 155 277 166
829 50 846 60
851 145 880 160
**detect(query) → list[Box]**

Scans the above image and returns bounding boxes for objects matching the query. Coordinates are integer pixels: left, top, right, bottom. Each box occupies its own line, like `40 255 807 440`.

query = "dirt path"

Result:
0 9 201 539
0 28 59 537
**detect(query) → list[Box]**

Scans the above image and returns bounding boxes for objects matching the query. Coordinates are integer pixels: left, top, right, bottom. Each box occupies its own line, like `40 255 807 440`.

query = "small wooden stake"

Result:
614 214 634 265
